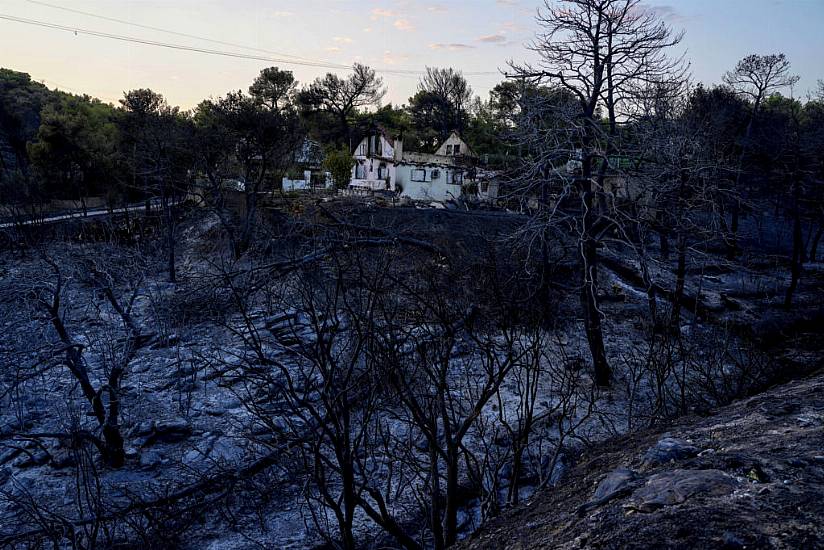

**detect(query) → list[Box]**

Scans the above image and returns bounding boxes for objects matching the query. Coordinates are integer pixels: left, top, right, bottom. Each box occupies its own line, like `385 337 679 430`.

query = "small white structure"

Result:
350 130 476 202
474 168 502 202
282 170 333 192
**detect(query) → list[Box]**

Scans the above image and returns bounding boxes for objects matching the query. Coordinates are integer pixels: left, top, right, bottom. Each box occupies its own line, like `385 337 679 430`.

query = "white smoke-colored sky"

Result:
0 0 821 108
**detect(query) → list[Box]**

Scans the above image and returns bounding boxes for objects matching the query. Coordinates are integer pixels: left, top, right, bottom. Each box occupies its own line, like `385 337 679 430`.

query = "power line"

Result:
39 79 120 103
24 0 335 66
0 14 354 71
0 12 500 78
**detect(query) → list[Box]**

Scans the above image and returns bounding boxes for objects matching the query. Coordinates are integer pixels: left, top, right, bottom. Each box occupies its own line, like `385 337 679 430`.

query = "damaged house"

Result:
350 129 477 202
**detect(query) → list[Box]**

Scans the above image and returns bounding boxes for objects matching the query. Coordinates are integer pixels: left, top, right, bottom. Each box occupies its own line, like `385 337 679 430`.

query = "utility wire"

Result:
39 78 119 102
1 12 499 77
24 0 334 65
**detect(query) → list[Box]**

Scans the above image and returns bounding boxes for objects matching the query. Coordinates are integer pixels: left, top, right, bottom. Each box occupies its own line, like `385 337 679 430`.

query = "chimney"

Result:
394 138 404 162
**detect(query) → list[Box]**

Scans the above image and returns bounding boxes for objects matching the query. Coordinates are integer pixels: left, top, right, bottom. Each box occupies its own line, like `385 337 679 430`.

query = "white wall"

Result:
351 135 398 190
283 170 333 191
395 165 462 202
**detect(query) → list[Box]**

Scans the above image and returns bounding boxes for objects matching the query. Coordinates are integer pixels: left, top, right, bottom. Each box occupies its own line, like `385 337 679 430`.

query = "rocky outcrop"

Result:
460 370 824 549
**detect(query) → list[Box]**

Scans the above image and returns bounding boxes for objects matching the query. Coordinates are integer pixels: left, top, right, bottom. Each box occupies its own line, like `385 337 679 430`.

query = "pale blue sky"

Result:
0 0 821 108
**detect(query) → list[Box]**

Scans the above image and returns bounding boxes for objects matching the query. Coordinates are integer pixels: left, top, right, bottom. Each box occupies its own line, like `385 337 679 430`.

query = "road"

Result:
0 198 171 229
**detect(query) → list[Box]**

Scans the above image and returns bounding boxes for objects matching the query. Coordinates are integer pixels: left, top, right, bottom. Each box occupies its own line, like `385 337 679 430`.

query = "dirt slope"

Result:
460 370 824 550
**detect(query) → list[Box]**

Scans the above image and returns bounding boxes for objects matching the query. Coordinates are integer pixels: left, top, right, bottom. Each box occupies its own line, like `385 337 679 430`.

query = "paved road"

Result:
0 198 171 229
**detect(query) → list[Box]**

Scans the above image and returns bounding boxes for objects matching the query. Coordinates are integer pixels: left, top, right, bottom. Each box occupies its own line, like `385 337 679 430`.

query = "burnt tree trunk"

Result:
785 175 803 308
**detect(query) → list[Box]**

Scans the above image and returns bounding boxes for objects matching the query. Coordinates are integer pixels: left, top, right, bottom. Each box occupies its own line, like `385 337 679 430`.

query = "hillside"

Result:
460 369 824 550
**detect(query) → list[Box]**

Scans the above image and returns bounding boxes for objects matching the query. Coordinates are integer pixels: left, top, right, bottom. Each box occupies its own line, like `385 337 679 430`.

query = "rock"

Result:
139 450 162 468
796 413 823 428
183 437 243 468
173 363 198 378
209 438 243 463
222 396 243 410
0 447 22 466
593 468 638 501
578 468 639 516
625 469 740 513
16 450 50 468
130 421 155 437
271 417 290 432
721 531 746 550
788 458 808 468
643 437 699 466
135 419 193 446
154 420 192 442
204 405 226 416
50 451 76 469
541 454 569 486
152 333 180 349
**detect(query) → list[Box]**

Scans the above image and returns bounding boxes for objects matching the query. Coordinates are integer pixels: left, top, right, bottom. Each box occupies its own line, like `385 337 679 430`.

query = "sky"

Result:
0 0 822 109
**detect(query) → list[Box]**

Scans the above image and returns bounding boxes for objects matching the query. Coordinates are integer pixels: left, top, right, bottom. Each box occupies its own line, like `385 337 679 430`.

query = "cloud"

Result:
382 50 408 65
500 21 524 32
325 46 342 53
427 5 448 13
394 19 415 31
270 10 294 17
496 0 517 5
371 8 395 19
333 36 353 44
647 4 693 23
429 43 475 50
478 32 507 43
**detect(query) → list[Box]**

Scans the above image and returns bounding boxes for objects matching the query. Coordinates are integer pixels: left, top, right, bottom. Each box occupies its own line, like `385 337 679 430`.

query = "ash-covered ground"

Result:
0 201 821 549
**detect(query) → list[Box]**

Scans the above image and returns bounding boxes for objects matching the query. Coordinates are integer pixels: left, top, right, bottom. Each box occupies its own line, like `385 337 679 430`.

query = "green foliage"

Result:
323 148 355 190
297 64 385 147
0 68 52 180
194 89 302 188
119 88 194 203
249 67 297 111
27 92 120 200
409 67 473 146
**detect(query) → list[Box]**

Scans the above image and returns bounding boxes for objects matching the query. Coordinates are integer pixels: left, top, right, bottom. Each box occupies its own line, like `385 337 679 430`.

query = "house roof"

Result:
399 151 458 167
294 138 324 165
435 131 478 159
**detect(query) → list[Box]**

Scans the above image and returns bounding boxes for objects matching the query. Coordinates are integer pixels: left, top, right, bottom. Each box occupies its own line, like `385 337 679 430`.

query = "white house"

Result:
350 130 476 202
282 139 334 191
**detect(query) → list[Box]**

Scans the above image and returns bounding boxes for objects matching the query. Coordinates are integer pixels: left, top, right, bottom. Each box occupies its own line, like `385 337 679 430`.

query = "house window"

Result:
378 163 387 180
446 144 453 155
357 143 367 156
411 169 426 182
453 144 461 155
450 171 463 185
431 169 440 179
355 164 366 179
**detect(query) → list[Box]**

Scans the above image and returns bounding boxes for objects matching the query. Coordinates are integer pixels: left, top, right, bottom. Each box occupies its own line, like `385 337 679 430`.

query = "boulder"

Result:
139 450 163 469
643 437 700 465
183 437 243 469
578 467 639 516
153 420 192 442
15 450 50 468
625 469 739 513
594 468 638 501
